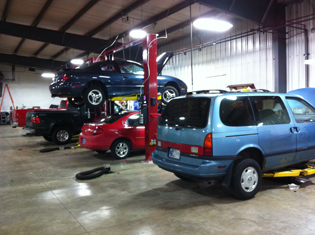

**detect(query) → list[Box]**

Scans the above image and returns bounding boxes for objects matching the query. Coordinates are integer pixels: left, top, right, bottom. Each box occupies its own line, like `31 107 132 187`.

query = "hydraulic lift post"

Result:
142 34 158 162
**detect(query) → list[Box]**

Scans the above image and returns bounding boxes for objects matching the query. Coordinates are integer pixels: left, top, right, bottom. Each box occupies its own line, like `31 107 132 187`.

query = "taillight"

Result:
31 117 40 124
203 133 212 156
93 127 103 135
60 74 70 82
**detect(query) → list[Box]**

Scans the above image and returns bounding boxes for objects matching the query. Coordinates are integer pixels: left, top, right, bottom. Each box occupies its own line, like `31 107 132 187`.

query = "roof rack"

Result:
186 89 228 95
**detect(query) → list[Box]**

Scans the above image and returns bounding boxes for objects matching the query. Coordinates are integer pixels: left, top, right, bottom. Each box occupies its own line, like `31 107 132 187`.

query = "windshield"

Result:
99 111 130 124
159 98 211 128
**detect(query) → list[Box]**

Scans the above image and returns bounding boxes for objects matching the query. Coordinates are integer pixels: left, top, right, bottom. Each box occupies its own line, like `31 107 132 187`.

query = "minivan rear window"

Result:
159 98 210 128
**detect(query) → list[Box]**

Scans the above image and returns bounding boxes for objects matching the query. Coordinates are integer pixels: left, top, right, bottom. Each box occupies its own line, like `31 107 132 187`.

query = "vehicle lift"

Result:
86 35 159 162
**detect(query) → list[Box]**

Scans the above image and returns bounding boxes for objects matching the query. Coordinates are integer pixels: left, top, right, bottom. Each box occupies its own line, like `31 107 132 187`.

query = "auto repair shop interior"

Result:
1 0 315 234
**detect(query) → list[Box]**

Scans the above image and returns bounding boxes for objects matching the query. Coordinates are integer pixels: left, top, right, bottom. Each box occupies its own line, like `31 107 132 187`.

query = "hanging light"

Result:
193 18 233 32
41 72 55 78
71 58 84 65
129 29 147 39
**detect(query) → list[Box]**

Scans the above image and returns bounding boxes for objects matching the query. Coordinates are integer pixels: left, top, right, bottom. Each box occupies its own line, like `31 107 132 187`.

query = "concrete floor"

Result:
1 125 315 235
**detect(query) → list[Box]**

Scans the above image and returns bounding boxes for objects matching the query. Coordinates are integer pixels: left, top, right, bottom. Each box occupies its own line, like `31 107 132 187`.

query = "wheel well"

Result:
84 81 108 99
164 82 180 94
51 124 73 135
110 137 132 149
236 148 264 169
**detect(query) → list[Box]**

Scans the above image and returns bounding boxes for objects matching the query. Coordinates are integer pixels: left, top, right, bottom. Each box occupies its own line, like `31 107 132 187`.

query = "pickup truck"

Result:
25 102 126 145
11 100 67 128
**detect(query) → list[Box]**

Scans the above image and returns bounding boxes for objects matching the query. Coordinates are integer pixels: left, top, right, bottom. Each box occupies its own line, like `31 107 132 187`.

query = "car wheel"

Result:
83 86 105 108
43 135 53 142
51 127 72 145
110 140 131 159
162 86 179 104
231 158 262 200
68 97 85 107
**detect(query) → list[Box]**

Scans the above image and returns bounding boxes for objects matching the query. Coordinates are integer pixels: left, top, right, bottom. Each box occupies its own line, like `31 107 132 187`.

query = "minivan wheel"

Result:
51 127 72 145
68 97 85 107
83 86 106 108
110 140 131 159
231 159 261 200
162 86 179 104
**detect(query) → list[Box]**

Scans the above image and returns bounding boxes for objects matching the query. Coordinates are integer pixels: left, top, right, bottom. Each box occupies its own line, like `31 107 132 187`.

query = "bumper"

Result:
152 150 232 180
79 134 110 151
49 82 84 97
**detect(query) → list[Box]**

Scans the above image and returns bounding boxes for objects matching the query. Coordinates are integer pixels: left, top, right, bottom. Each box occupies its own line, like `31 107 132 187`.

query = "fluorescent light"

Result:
193 18 233 32
130 29 147 39
41 72 55 78
71 59 84 65
304 59 315 65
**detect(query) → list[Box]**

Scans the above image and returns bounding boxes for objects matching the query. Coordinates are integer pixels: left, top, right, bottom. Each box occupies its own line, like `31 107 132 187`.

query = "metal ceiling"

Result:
0 0 283 71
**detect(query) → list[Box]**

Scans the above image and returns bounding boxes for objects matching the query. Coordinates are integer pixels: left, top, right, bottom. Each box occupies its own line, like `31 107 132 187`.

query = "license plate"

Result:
82 138 86 144
169 148 180 160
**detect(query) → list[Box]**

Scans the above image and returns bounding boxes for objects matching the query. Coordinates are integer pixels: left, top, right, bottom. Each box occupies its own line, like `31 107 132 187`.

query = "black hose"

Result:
75 165 111 180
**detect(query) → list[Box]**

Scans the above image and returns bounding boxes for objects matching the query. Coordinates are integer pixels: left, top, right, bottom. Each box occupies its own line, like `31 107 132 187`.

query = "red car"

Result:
79 111 145 159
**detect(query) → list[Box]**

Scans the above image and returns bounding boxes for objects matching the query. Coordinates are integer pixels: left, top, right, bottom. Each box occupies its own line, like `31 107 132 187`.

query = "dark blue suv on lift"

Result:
49 52 187 108
152 88 315 200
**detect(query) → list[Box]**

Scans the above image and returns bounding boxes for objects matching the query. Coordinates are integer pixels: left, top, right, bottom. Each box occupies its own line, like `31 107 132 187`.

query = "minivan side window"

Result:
286 98 315 123
220 97 255 126
249 96 290 125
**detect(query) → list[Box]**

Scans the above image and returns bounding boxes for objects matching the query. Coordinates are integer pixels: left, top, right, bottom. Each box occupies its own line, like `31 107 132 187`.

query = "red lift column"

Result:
143 34 158 162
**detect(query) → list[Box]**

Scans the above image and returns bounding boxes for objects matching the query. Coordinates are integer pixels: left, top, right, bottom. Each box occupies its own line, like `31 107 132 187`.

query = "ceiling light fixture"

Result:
129 29 147 39
41 72 55 78
193 18 233 32
71 59 84 65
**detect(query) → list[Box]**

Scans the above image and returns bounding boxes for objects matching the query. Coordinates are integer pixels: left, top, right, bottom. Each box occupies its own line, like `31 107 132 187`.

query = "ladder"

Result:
0 84 15 124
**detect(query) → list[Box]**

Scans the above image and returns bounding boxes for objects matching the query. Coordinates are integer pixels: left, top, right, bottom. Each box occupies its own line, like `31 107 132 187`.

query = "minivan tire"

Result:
231 158 261 200
51 127 72 145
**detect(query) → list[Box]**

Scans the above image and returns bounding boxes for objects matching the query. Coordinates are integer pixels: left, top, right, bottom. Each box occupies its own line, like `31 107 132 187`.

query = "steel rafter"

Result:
14 0 54 54
1 0 11 21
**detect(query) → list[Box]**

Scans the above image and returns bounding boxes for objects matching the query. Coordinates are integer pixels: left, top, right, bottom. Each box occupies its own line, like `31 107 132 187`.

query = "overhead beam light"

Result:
193 18 233 32
41 72 55 78
129 29 147 39
71 59 84 65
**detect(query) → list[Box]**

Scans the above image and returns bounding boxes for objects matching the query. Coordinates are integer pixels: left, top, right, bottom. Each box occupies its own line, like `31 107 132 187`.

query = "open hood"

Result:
287 87 315 108
156 51 173 75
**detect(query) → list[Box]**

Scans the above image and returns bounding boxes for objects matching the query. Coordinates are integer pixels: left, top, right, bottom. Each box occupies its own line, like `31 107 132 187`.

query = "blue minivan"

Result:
152 89 315 200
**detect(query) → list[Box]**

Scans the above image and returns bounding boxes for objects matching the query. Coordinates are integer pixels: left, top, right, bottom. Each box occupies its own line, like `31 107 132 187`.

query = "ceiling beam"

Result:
1 0 11 21
74 0 198 59
0 53 64 70
14 0 54 54
197 0 281 27
0 21 109 53
52 0 150 59
34 0 100 57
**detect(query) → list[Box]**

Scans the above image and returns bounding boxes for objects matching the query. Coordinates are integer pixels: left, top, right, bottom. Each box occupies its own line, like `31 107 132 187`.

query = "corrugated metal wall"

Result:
159 1 315 93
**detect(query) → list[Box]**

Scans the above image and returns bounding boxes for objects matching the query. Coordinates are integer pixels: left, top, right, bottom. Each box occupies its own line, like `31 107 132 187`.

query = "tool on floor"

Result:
75 164 112 180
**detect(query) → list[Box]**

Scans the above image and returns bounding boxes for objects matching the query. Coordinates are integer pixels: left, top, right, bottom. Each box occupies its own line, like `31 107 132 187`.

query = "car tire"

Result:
110 139 131 159
83 86 106 108
51 127 72 145
162 86 179 104
231 158 262 200
68 97 85 107
43 135 53 142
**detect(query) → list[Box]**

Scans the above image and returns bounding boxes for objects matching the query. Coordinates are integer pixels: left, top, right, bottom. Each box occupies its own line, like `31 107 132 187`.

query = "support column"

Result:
142 34 158 162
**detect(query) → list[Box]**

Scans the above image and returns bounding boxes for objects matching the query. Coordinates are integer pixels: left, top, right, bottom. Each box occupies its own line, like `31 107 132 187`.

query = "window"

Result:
159 98 211 128
286 98 315 123
101 63 116 72
119 62 144 74
249 96 290 125
99 112 129 124
220 97 255 126
126 114 142 126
